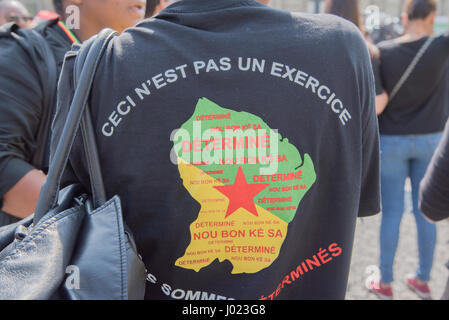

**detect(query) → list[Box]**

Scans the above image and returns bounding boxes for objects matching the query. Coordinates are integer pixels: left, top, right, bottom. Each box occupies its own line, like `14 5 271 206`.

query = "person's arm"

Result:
369 45 389 115
419 120 449 222
1 169 46 218
359 90 381 217
358 38 381 217
375 91 389 115
0 37 45 218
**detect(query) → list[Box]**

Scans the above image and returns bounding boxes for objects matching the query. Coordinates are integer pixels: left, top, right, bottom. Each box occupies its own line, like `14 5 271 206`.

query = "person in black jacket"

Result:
420 119 449 222
0 0 145 226
419 119 449 300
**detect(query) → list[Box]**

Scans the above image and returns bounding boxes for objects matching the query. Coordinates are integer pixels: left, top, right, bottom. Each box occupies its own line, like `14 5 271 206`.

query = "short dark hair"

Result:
405 0 436 21
52 0 63 16
145 0 160 18
324 0 361 30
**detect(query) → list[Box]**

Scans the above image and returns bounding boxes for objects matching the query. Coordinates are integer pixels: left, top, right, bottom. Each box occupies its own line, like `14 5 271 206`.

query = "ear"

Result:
428 11 436 24
65 0 82 7
401 12 409 28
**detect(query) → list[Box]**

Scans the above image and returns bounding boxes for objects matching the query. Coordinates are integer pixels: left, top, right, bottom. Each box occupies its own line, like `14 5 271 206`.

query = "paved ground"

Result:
346 187 449 300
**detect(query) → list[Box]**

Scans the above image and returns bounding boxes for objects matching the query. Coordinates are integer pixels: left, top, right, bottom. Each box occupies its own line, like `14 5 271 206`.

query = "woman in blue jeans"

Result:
368 0 449 299
378 133 441 298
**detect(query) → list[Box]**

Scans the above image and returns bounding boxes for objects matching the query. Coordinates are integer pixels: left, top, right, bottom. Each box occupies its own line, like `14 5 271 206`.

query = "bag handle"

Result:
73 35 109 209
389 36 434 102
34 29 118 223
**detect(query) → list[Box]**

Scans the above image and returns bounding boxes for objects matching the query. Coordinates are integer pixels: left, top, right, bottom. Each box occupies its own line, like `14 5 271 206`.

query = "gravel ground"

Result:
346 187 449 300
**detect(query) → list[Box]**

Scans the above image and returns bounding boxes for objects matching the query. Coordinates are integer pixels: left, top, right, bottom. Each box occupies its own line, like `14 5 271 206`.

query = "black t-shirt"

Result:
54 0 380 300
419 119 449 221
0 19 72 199
372 55 384 96
377 34 449 135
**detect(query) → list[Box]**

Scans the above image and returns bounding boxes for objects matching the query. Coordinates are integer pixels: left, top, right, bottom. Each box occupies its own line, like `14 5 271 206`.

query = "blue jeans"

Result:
379 133 442 284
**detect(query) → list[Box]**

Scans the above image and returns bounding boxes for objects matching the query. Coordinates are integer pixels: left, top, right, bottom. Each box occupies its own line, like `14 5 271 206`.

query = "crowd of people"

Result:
324 0 449 300
0 0 448 300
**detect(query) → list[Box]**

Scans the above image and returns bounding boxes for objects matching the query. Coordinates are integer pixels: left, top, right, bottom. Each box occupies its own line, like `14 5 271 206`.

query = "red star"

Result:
213 167 269 219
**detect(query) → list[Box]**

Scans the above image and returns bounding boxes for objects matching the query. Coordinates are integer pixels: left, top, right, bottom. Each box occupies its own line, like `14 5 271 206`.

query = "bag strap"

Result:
389 36 434 102
2 23 58 170
34 29 118 223
73 45 107 209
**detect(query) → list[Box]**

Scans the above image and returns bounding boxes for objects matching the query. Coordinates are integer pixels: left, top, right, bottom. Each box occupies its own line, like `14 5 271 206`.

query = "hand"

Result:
376 91 389 115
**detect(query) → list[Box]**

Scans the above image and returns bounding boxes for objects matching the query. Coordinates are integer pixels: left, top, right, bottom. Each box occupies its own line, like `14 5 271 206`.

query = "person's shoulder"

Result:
0 23 28 59
33 18 70 47
376 38 401 52
291 12 363 35
433 31 449 50
0 22 19 37
35 18 73 62
106 19 158 59
33 17 60 35
290 12 367 50
0 19 57 46
121 16 168 41
0 20 59 77
437 30 449 41
1 18 58 39
0 24 41 96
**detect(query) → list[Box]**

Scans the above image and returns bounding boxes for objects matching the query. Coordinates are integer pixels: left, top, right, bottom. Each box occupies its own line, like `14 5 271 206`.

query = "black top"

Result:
369 46 384 96
419 119 449 221
376 34 449 135
54 0 380 300
0 19 72 199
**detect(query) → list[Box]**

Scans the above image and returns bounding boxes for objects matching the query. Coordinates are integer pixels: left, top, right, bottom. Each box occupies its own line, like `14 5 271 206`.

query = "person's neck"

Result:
65 16 104 43
403 21 433 41
71 25 96 43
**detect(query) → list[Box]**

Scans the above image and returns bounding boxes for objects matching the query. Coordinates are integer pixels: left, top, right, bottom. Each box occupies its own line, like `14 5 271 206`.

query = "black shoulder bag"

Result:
0 29 146 300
